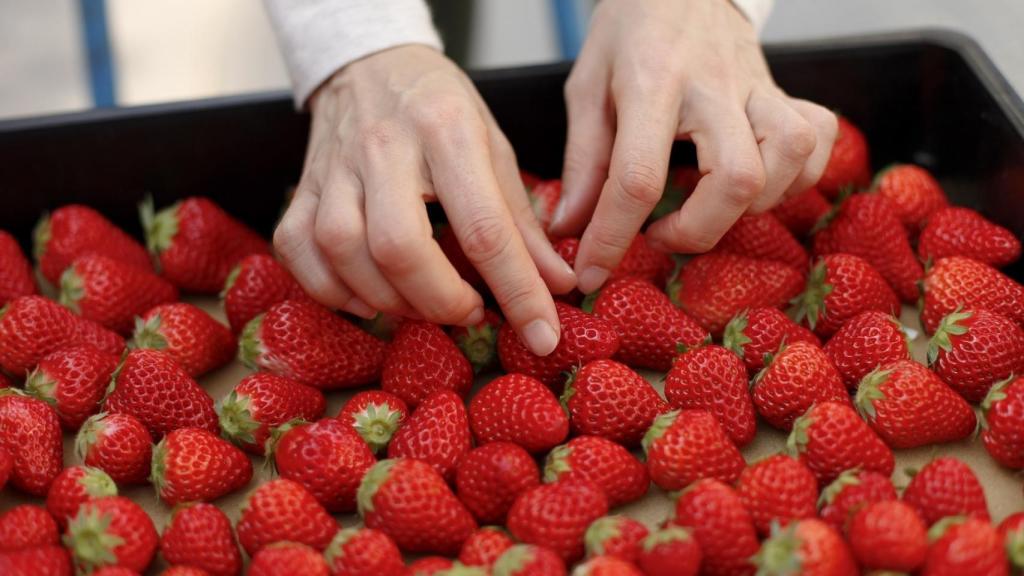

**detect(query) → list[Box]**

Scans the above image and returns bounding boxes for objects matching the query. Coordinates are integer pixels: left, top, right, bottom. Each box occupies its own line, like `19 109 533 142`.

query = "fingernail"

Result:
461 307 485 327
522 319 559 356
561 258 576 278
550 198 569 230
577 266 610 294
346 298 376 319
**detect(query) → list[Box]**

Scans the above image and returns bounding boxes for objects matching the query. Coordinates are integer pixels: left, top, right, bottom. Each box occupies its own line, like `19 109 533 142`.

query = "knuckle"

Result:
313 220 360 261
494 278 541 317
422 296 470 324
460 212 513 264
780 118 817 160
413 96 473 138
273 218 305 261
721 160 766 205
615 161 664 207
357 120 400 154
368 228 421 272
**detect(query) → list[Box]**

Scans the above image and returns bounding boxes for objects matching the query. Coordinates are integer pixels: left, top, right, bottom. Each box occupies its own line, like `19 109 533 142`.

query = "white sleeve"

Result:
730 0 774 32
263 0 443 108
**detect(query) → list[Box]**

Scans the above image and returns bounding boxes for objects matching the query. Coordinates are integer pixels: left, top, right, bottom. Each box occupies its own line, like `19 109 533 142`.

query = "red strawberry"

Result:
239 299 386 390
58 254 178 334
921 256 1024 333
817 469 897 532
381 321 473 407
469 373 568 453
562 359 668 446
151 427 253 506
458 527 514 568
492 544 566 576
713 212 809 269
787 401 894 486
642 409 745 491
589 277 708 372
817 115 871 199
25 344 119 430
928 308 1024 402
336 390 406 454
520 170 543 189
572 556 644 575
0 505 59 551
34 204 152 285
507 478 609 563
0 230 36 305
104 349 218 438
670 479 759 576
498 302 620 389
552 238 583 304
45 465 117 530
919 207 1021 267
848 500 927 572
450 309 503 373
130 303 235 377
0 389 63 495
664 343 756 446
236 478 338 555
221 253 310 333
529 179 562 235
248 542 329 576
159 503 242 576
271 417 376 512
902 457 990 525
455 442 540 524
855 360 976 448
871 164 948 231
722 307 821 376
583 515 648 563
0 445 11 491
0 545 73 576
436 222 485 289
669 252 804 335
615 234 675 287
387 390 471 482
357 458 477 555
403 557 455 575
63 496 158 574
161 567 211 576
772 186 831 237
793 254 900 338
998 513 1024 572
544 435 649 507
75 412 153 485
217 372 324 455
324 527 404 576
736 454 818 536
89 567 140 576
824 311 910 390
140 196 269 293
982 376 1024 467
751 340 848 431
923 517 1008 576
751 518 857 576
0 373 8 389
635 526 701 576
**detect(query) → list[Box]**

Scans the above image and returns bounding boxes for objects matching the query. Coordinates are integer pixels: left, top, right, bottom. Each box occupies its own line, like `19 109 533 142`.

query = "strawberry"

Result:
562 359 668 446
450 309 503 373
151 427 253 506
902 457 990 525
161 568 210 576
130 303 235 377
736 454 818 536
871 164 948 231
981 376 1024 467
357 458 477 555
713 212 809 269
751 340 848 431
722 307 821 376
436 222 485 289
0 373 8 389
104 349 218 438
998 513 1024 572
0 545 73 576
63 496 158 574
507 478 609 563
529 178 562 235
0 230 36 305
324 527 404 576
248 542 329 576
635 527 701 576
544 435 649 507
572 556 644 575
0 505 59 551
0 295 124 375
848 500 927 572
669 252 804 335
817 115 870 199
221 253 310 333
498 302 620 388
387 390 472 482
824 311 911 391
664 343 757 446
589 277 708 372
813 193 923 302
928 308 1024 402
90 567 139 576
159 503 242 576
492 544 566 576
403 557 453 575
58 254 178 334
271 417 376 512
0 445 11 491
381 320 473 407
217 372 324 455
239 299 386 390
25 344 119 430
455 442 540 524
568 234 674 288
642 409 745 491
923 517 1008 576
34 204 152 285
45 465 117 530
772 186 831 237
336 390 407 454
651 166 700 221
520 170 543 189
236 478 338 555
459 527 514 568
918 207 1021 267
0 389 63 495
817 469 897 532
921 256 1024 333
855 360 976 448
469 373 568 453
75 412 153 485
583 515 648 563
670 479 759 576
751 518 857 576
552 238 585 306
793 254 900 338
787 401 894 485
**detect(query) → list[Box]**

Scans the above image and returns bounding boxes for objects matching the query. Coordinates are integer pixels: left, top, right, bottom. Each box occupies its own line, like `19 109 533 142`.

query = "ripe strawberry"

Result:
140 196 269 293
902 457 990 525
240 299 386 390
25 344 119 430
217 372 324 454
459 527 514 568
0 389 63 495
221 253 310 333
75 412 153 485
236 478 338 555
583 515 648 563
923 517 1008 576
0 230 36 305
248 542 329 576
722 307 821 376
651 166 700 221
159 503 242 576
507 478 609 563
982 376 1024 467
772 186 831 237
928 308 1024 402
469 373 568 453
58 254 178 334
272 417 376 512
872 164 948 231
34 204 152 285
635 526 701 576
324 527 404 576
611 234 675 287
817 115 871 199
0 445 11 491
562 359 668 447
817 469 897 532
450 309 503 373
921 256 1024 333
387 390 472 482
498 302 620 389
152 427 253 506
492 544 566 576
919 207 1021 267
848 500 927 572
455 442 540 524
45 465 117 530
0 545 73 576
160 568 210 576
855 360 976 448
436 222 485 289
664 343 757 446
572 556 644 575
357 458 477 555
642 409 745 491
0 295 124 375
89 567 140 576
751 518 857 576
63 496 158 574
751 340 848 431
713 212 809 269
0 373 8 389
544 435 649 507
381 321 473 407
787 401 894 485
104 349 218 438
529 178 562 235
589 277 708 372
736 454 818 536
0 505 59 551
823 311 910 390
998 513 1024 572
552 238 584 306
335 390 406 454
130 303 235 377
793 254 900 338
670 479 759 576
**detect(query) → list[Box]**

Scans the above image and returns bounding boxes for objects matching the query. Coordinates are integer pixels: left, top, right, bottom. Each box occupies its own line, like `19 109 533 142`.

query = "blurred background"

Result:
1 0 1021 121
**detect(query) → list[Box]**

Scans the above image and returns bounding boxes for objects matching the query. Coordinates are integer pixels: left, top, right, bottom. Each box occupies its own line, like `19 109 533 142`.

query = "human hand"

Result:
274 45 576 355
549 0 838 293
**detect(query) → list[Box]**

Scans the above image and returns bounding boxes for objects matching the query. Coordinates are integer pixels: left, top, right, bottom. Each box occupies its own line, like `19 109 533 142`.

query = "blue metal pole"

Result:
79 0 116 107
552 0 584 60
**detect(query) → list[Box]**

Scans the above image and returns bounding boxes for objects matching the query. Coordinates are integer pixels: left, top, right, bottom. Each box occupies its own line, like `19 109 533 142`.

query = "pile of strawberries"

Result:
2 114 1024 575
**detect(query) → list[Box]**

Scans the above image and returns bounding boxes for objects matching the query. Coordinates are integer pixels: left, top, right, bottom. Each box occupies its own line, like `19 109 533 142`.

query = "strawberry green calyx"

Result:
0 303 8 323
63 505 126 573
129 314 168 351
238 313 266 369
559 368 580 413
58 266 85 314
751 521 803 575
32 212 51 261
786 412 813 457
493 544 537 576
580 290 599 314
150 436 170 497
263 418 306 463
455 324 498 374
642 410 680 457
666 277 683 308
324 527 359 567
927 515 967 542
75 413 105 461
357 459 398 517
437 564 488 576
220 263 243 299
926 308 971 365
868 163 900 191
1006 524 1024 570
139 196 179 256
543 443 573 483
854 368 892 421
349 402 403 454
641 526 692 552
584 516 624 556
816 468 861 508
722 312 751 358
979 375 1016 431
216 390 261 447
78 467 118 498
791 260 833 330
23 368 58 406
